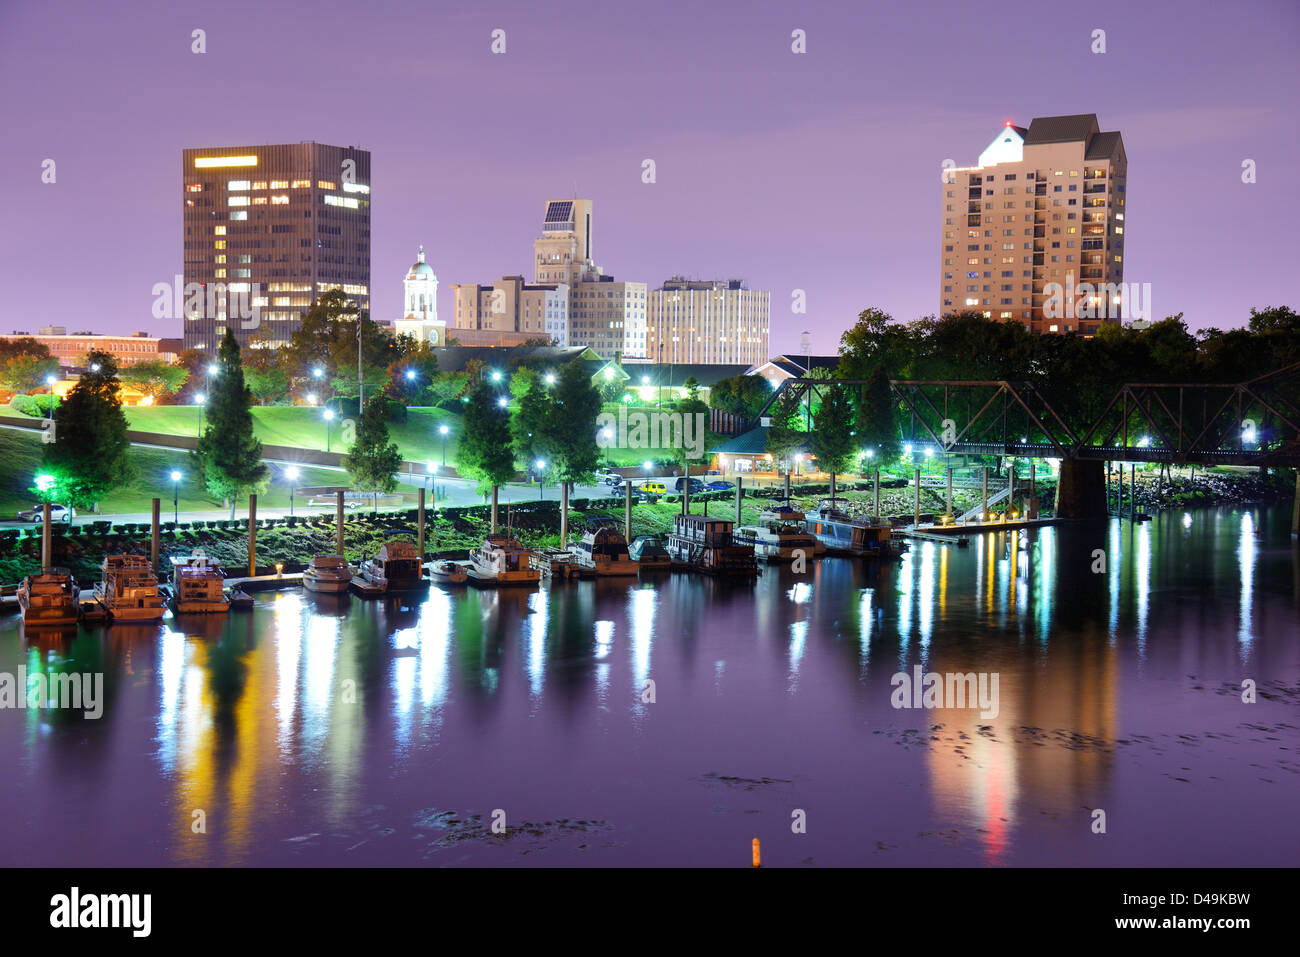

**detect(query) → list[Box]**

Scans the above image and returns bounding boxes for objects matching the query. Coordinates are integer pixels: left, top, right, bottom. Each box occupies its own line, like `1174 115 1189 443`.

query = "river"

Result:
1 505 1296 867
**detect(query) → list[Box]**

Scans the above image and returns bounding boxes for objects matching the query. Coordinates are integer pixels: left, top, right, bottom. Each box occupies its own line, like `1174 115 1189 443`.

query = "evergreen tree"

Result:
195 329 269 516
43 351 135 511
764 387 806 472
512 370 555 467
854 363 900 465
810 384 856 480
544 358 602 488
458 378 516 495
343 394 403 508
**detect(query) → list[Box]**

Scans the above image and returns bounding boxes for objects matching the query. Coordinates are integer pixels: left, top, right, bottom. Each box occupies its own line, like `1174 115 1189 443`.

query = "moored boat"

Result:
804 498 904 558
429 560 469 584
664 515 758 576
360 541 427 592
303 554 353 594
569 518 640 576
732 521 818 563
168 556 230 613
467 534 541 587
95 554 165 621
18 567 79 628
628 535 671 569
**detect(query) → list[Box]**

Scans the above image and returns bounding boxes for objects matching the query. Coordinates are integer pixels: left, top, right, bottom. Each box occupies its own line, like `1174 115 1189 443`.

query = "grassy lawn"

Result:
0 428 352 517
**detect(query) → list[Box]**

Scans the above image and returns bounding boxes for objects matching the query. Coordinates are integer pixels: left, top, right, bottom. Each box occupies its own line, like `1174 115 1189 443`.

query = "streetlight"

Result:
170 470 181 524
544 373 555 386
195 393 205 434
285 466 300 517
497 397 508 408
44 374 56 416
323 408 335 452
405 369 416 382
601 427 613 467
536 459 546 500
306 392 317 406
490 370 502 383
439 423 449 466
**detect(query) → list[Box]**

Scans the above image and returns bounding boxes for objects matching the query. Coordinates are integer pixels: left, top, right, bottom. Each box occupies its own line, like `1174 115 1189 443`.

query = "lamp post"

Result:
44 374 57 417
601 427 613 468
536 459 546 500
170 470 181 524
285 466 299 517
195 394 205 435
323 409 335 453
439 423 449 466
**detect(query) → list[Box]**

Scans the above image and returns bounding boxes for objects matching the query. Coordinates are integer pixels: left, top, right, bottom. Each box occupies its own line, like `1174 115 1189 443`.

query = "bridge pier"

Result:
1055 458 1108 520
1293 472 1299 539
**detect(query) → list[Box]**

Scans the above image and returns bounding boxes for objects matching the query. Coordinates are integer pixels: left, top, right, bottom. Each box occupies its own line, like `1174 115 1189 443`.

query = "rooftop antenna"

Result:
799 331 812 372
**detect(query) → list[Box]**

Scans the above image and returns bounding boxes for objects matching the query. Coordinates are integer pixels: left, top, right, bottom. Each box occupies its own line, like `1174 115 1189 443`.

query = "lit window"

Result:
194 155 257 168
230 211 247 220
270 180 288 189
214 240 226 249
215 269 227 278
270 194 290 205
214 226 226 235
228 196 249 206
185 183 203 192
251 181 267 190
291 179 311 188
342 182 370 194
227 180 251 190
317 180 336 190
252 196 267 205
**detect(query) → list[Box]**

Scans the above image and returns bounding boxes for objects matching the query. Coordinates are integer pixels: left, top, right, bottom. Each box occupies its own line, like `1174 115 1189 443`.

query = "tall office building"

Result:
646 277 769 365
940 114 1126 334
182 142 371 352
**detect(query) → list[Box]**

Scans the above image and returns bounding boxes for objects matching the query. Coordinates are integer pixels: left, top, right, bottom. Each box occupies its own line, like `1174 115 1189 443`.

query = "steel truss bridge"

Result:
751 361 1300 467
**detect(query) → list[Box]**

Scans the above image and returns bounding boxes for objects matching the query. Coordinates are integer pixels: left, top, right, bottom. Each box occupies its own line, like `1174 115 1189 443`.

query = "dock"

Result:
349 576 386 597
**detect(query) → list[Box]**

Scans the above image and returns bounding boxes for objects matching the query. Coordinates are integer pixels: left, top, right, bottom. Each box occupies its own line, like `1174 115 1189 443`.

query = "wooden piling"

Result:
981 467 988 520
873 468 880 522
560 482 569 545
624 480 633 543
914 468 921 528
829 472 836 500
151 498 160 573
784 471 791 502
735 477 743 525
417 487 426 557
336 490 345 556
248 494 257 576
491 486 499 534
946 467 953 518
752 838 761 868
41 502 51 570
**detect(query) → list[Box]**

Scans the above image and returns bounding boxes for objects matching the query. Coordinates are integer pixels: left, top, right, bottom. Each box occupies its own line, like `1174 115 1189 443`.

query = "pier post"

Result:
1292 471 1299 538
248 494 257 576
1130 464 1136 520
417 487 426 558
491 486 499 534
336 490 345 557
735 477 743 525
784 471 791 503
981 467 988 520
829 472 836 500
560 482 569 545
946 467 953 519
874 469 880 522
914 468 921 529
1054 458 1108 520
151 498 160 573
625 480 633 542
41 501 51 570
683 477 690 516
1008 464 1015 514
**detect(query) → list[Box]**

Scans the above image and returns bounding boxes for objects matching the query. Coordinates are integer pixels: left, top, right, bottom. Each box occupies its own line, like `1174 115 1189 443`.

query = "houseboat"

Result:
17 567 79 628
303 554 353 594
804 498 904 559
629 535 671 569
529 548 590 580
569 518 640 576
95 554 165 621
664 515 758 576
429 560 469 585
732 521 819 563
168 556 230 613
360 541 426 592
467 534 541 587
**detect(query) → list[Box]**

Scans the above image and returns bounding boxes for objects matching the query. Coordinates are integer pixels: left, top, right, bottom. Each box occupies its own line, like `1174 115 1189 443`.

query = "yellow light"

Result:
194 155 258 168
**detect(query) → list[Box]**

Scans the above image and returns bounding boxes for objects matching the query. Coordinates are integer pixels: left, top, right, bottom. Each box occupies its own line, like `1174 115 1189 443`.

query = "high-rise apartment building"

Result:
182 142 371 352
646 278 769 365
940 114 1126 335
450 276 569 342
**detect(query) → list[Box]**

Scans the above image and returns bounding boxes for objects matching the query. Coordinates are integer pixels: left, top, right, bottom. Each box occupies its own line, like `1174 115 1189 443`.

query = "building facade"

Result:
0 330 183 369
392 246 448 345
181 142 371 352
940 114 1126 335
646 278 770 365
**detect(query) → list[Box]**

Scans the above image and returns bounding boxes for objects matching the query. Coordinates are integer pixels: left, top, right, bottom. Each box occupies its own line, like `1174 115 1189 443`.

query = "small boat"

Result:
303 554 353 594
18 567 79 628
759 501 824 555
467 534 541 587
530 548 589 580
664 515 758 576
95 554 165 621
732 522 819 563
360 541 427 592
804 498 904 559
569 518 640 576
629 535 671 569
429 560 469 584
169 556 231 613
226 586 254 610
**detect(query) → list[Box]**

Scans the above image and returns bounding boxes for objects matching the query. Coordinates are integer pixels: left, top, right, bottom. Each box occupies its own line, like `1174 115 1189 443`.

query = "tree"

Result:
512 370 554 466
240 341 292 405
764 387 805 472
710 373 773 418
284 289 398 410
386 339 439 405
854 364 900 467
457 378 516 495
119 359 189 403
810 384 856 481
195 329 269 516
343 395 403 508
545 358 603 488
42 351 135 511
0 353 60 397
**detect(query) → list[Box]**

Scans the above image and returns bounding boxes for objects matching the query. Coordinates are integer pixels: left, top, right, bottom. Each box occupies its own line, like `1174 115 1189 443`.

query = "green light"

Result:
35 474 54 492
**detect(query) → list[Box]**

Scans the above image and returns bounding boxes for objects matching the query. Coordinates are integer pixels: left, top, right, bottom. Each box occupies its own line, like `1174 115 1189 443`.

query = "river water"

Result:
1 506 1296 867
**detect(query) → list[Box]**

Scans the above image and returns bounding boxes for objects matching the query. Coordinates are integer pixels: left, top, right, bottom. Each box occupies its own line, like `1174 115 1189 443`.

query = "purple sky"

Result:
3 0 1298 354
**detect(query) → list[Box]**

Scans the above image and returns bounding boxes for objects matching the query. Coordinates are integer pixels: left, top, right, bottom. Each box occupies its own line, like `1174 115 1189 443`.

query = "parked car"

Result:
600 469 624 486
674 477 706 494
705 480 736 492
307 495 362 509
17 503 76 523
639 481 667 496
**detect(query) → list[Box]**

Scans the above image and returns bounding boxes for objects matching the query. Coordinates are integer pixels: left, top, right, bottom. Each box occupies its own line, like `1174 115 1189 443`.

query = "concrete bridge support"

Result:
1055 458 1108 520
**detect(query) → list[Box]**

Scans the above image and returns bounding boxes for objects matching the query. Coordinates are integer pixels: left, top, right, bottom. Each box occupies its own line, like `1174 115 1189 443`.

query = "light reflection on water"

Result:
1 505 1297 867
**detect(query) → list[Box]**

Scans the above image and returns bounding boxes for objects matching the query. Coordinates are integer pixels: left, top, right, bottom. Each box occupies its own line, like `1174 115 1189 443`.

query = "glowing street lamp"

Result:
195 393 205 434
536 459 547 500
490 370 502 383
497 397 508 408
601 427 613 466
170 470 182 524
544 373 556 386
306 392 317 406
405 369 416 382
285 466 300 516
323 408 335 452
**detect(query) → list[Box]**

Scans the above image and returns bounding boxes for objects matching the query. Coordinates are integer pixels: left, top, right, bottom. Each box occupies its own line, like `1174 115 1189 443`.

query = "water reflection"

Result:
1 506 1296 866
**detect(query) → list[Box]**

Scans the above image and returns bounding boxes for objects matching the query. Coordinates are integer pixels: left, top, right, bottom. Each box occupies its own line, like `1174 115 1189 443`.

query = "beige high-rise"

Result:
940 114 1127 335
647 278 769 365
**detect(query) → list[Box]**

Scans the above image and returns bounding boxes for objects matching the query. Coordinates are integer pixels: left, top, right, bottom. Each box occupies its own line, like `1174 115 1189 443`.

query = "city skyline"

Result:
3 0 1298 353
